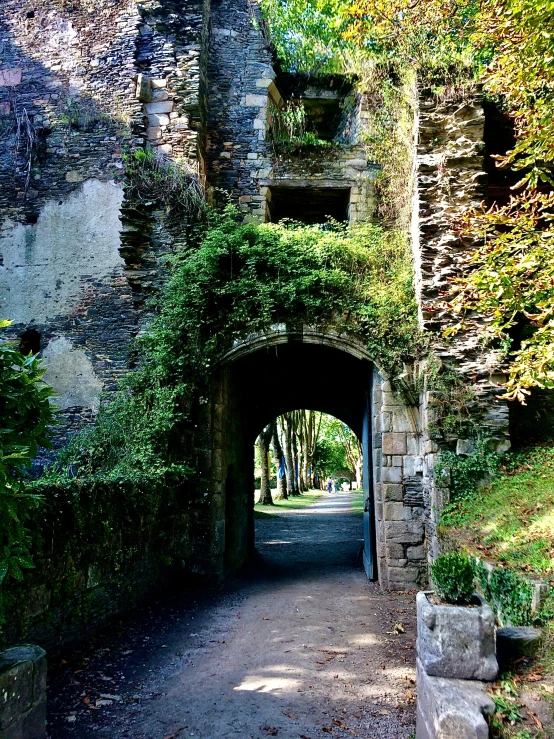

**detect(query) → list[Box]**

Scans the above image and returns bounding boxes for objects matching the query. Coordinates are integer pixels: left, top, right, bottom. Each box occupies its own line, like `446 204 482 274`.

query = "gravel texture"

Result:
48 493 417 739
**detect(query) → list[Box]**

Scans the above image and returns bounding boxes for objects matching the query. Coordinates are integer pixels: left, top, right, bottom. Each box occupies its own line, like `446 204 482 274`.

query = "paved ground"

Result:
48 493 417 739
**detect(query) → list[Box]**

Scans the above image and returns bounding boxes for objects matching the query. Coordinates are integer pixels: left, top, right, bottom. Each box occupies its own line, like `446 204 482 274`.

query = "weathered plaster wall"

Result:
0 0 208 442
0 179 124 324
42 336 103 412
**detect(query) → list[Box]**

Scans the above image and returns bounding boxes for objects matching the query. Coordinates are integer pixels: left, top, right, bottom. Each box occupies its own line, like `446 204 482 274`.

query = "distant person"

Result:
342 481 349 492
333 480 338 493
326 477 333 493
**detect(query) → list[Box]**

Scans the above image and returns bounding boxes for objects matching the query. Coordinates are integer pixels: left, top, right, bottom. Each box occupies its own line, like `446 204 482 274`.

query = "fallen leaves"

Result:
261 726 278 735
282 711 297 720
388 622 405 635
163 728 187 739
527 711 543 730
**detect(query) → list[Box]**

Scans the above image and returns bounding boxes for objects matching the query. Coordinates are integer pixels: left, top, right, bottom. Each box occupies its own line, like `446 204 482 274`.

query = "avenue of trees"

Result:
255 412 362 505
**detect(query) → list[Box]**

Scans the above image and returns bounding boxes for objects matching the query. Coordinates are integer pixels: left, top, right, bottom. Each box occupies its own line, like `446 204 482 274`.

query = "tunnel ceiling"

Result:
225 342 373 441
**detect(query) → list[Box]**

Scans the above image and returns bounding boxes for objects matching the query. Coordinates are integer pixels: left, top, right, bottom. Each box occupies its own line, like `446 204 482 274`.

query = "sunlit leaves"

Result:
0 324 55 589
446 193 554 401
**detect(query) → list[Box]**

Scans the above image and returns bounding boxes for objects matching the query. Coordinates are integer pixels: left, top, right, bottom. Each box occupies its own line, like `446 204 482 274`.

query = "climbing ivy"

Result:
50 207 420 480
435 440 501 503
474 560 535 627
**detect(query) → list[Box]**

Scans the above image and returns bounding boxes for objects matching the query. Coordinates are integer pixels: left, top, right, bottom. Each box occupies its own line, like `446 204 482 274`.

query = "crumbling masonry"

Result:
0 0 510 645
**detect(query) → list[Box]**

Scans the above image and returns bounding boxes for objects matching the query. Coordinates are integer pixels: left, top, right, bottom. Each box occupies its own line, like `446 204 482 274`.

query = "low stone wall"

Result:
0 645 46 739
1 478 208 652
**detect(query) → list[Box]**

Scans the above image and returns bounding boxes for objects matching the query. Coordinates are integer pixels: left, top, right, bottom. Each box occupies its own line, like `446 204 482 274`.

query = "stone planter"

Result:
417 591 498 681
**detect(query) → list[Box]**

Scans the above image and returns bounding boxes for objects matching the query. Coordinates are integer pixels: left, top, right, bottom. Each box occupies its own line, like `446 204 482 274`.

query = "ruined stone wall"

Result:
206 0 275 220
0 0 141 444
0 0 208 450
412 91 511 560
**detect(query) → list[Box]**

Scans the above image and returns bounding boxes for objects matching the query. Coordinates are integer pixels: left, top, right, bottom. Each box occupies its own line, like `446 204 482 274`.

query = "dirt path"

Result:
48 493 417 739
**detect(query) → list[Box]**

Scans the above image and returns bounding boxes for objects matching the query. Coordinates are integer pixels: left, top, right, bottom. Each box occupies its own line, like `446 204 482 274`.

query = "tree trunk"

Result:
355 456 363 490
258 425 274 505
272 423 288 500
291 425 300 496
283 415 296 498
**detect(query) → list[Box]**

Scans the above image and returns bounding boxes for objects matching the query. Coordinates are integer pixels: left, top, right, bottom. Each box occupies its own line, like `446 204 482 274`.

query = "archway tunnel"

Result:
211 338 378 580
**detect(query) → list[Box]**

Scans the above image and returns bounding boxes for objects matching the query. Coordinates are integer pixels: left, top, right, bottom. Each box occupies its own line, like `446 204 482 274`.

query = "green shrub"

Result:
52 207 421 480
431 552 475 605
475 560 534 626
0 320 55 588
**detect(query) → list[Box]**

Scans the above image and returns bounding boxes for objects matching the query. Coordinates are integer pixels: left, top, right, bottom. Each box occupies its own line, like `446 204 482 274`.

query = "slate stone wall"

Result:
206 0 275 219
412 90 511 561
0 0 208 454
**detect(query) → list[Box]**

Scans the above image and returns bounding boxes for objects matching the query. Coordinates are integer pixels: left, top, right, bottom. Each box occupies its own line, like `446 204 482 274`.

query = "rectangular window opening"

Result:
266 186 351 224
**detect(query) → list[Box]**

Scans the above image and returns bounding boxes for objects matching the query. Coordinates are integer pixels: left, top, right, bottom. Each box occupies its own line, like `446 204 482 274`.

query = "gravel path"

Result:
48 493 417 739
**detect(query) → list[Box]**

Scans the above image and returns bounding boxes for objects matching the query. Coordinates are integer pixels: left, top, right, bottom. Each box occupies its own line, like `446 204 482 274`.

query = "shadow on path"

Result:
48 493 416 739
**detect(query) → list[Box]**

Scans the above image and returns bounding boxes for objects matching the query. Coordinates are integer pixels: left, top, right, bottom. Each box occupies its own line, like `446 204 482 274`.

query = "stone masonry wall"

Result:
413 91 511 560
0 645 47 739
206 0 275 220
372 369 426 589
0 0 208 451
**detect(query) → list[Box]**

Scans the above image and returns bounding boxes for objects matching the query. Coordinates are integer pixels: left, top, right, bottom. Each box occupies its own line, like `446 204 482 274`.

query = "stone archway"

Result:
206 327 427 590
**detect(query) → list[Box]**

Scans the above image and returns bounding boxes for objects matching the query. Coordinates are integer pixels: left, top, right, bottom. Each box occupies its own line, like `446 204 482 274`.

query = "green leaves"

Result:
431 551 475 605
447 193 554 402
0 325 54 601
54 207 419 482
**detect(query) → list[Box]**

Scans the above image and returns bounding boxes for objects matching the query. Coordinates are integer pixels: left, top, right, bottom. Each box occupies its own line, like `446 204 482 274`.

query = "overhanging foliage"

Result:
51 208 420 480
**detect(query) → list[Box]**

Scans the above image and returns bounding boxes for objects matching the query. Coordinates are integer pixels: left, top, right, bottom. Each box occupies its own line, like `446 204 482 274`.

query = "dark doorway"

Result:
19 328 41 356
217 339 378 579
267 186 351 224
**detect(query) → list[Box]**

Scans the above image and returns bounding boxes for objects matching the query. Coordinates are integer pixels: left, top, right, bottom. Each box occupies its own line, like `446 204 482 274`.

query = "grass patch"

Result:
440 444 554 578
351 490 364 517
254 490 324 518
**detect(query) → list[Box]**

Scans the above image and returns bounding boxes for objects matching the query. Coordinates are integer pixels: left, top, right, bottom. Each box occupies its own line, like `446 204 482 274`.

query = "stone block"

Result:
0 645 47 738
381 466 402 484
151 78 167 89
403 456 423 476
407 433 420 455
0 68 22 86
496 626 542 667
147 113 170 126
384 502 409 521
456 438 474 456
147 126 161 140
245 94 267 107
382 433 407 455
382 483 403 502
416 659 495 739
152 89 169 102
417 592 498 681
407 545 426 561
385 520 424 545
144 101 174 114
388 566 422 587
135 73 151 103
